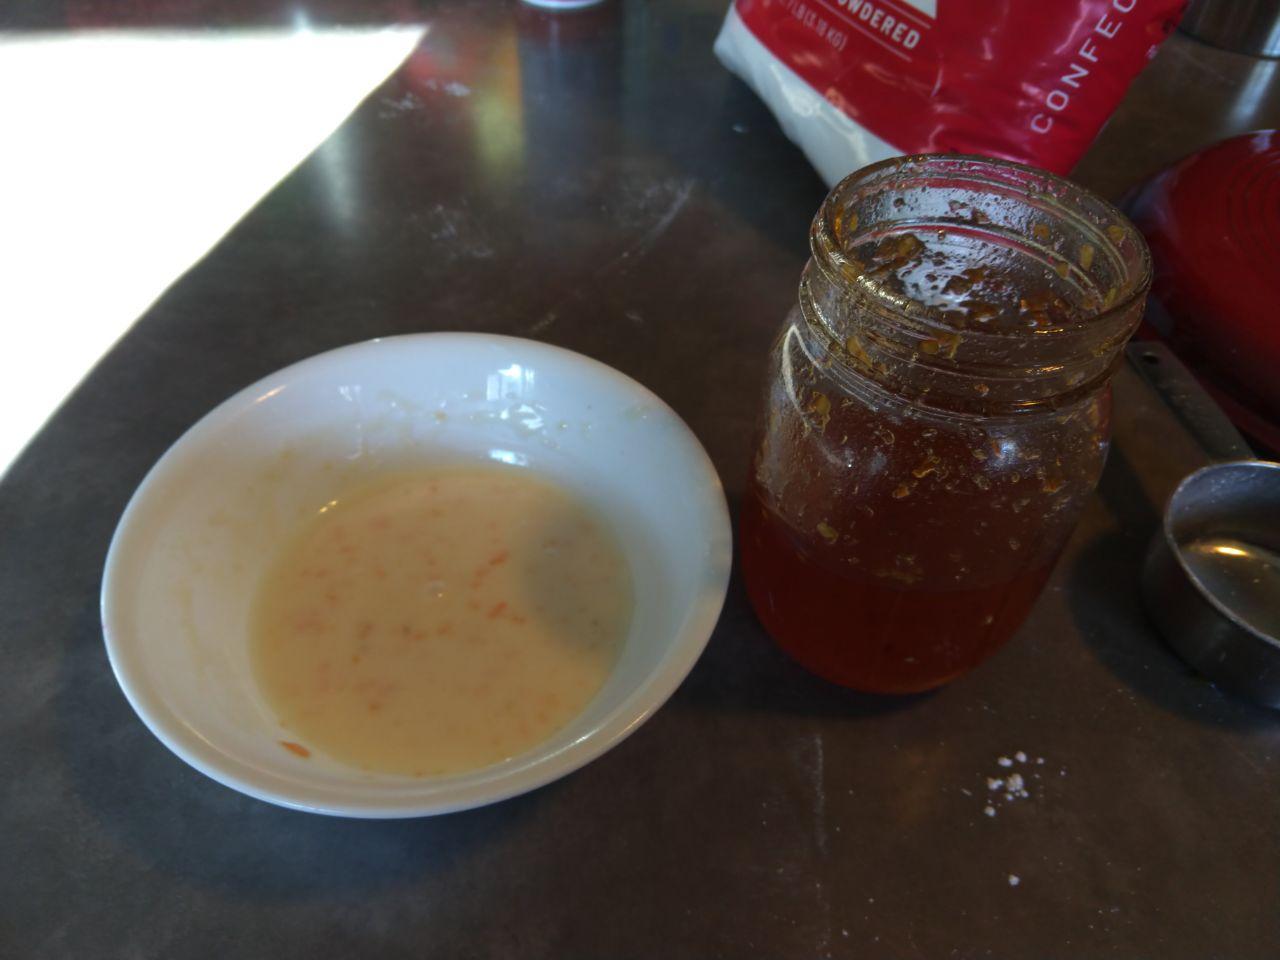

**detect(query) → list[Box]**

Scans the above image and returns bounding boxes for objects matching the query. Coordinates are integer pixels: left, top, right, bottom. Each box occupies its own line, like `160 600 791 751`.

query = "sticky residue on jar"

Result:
848 226 1101 334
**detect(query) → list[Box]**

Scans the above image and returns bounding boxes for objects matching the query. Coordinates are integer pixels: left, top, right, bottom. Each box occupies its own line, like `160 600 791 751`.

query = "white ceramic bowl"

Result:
101 333 732 817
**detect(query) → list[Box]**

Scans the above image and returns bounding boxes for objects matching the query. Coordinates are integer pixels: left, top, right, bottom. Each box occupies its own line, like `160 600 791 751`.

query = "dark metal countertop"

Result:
2 3 1278 956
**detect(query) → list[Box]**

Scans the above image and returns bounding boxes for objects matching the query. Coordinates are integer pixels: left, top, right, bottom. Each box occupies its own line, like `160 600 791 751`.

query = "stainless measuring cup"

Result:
1130 342 1280 709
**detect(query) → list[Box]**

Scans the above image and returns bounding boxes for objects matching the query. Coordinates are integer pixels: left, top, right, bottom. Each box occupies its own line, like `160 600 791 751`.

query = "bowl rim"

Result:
100 332 732 817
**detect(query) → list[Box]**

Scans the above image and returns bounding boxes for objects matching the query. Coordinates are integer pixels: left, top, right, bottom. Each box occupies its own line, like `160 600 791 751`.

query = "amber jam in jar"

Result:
742 155 1151 694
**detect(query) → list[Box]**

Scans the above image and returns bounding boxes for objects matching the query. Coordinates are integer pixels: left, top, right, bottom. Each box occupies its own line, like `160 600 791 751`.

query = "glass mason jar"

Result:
741 155 1152 694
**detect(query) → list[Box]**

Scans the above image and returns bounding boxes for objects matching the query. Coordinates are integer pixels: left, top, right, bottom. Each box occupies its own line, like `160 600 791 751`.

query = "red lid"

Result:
1127 130 1280 450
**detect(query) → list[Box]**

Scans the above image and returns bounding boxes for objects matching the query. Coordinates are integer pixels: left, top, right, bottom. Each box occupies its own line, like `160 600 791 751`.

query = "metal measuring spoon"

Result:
1130 342 1280 709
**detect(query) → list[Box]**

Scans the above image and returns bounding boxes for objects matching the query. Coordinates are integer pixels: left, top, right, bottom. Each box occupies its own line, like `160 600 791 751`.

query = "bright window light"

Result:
0 25 425 478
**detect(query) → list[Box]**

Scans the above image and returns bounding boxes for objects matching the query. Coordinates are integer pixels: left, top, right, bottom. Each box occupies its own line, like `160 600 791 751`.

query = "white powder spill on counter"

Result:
1005 773 1029 799
418 77 471 97
379 91 420 115
976 752 1046 819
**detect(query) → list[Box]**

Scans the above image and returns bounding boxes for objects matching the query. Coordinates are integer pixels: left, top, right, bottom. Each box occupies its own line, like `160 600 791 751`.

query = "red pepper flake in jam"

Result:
844 336 873 369
807 392 832 431
911 455 940 479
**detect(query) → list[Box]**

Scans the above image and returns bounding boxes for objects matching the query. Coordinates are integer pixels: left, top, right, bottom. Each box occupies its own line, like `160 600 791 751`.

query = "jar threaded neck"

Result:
804 154 1152 415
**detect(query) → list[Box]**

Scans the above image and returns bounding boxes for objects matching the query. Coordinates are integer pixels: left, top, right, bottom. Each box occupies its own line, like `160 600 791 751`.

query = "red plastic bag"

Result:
715 0 1185 184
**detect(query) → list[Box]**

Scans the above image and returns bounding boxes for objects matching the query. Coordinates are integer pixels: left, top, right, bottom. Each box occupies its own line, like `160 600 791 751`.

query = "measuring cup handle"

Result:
1126 341 1255 462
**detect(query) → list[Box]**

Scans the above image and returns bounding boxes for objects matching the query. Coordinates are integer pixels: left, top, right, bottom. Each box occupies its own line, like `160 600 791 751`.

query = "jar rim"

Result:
811 153 1153 342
